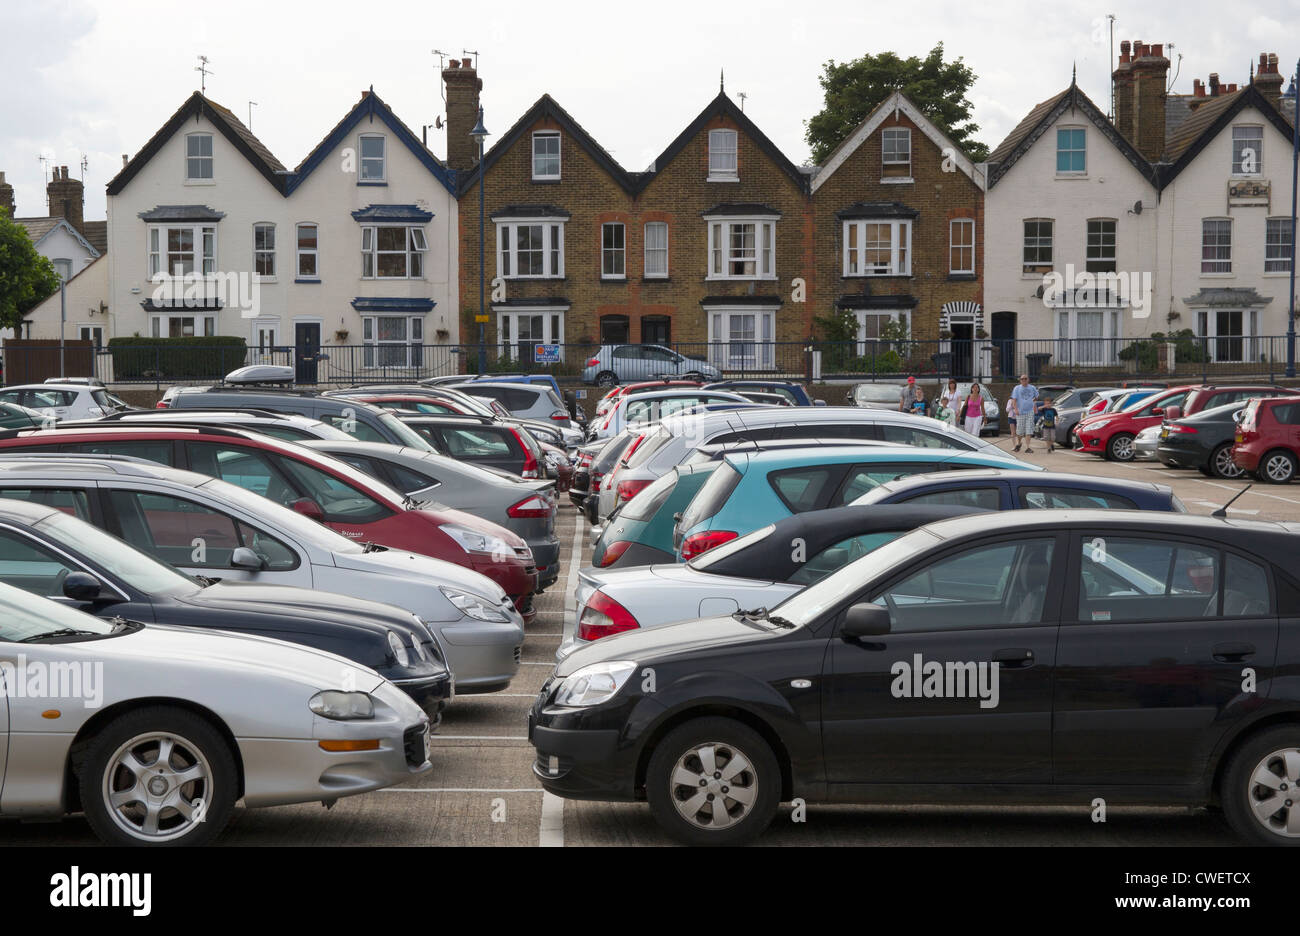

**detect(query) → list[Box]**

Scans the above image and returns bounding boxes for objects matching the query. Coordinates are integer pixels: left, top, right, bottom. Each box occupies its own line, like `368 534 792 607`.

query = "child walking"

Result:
1036 397 1058 453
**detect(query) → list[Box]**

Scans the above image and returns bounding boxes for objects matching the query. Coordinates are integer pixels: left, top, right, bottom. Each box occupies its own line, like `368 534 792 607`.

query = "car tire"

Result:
646 716 781 847
77 706 237 846
1221 726 1300 845
1106 432 1136 461
1257 449 1297 484
1210 443 1245 479
595 371 617 388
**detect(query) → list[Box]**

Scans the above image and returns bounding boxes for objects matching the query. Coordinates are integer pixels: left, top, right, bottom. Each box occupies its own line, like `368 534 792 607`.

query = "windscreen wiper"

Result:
21 628 99 643
732 607 796 629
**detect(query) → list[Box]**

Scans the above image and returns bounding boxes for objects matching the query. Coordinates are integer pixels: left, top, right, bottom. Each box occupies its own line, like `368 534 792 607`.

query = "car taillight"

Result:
681 530 738 560
1164 424 1197 434
578 590 639 640
550 410 569 421
510 427 541 479
1088 400 1106 413
616 478 651 506
586 357 601 367
597 540 632 567
590 470 604 491
155 400 170 409
508 494 552 518
577 453 593 469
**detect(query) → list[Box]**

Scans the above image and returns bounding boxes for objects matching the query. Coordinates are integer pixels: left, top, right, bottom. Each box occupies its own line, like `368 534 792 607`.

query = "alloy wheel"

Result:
1246 748 1300 838
1109 434 1135 461
102 731 214 843
668 741 759 831
1213 445 1244 479
1264 452 1295 483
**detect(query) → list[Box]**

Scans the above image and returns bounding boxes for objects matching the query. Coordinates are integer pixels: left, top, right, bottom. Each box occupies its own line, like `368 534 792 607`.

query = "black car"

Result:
0 496 452 717
1157 399 1259 478
531 509 1299 846
853 468 1186 511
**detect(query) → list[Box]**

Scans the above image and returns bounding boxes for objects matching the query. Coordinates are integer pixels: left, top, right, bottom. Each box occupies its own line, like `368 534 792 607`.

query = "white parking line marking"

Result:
519 661 558 666
1189 501 1259 514
1192 479 1300 506
540 792 565 847
381 788 543 793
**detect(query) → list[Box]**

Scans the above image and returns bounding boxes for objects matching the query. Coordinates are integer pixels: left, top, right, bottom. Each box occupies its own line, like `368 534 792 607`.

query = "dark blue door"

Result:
295 322 321 384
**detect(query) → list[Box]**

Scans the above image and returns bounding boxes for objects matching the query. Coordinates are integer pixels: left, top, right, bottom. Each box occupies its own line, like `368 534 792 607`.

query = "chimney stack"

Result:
1255 52 1284 106
1113 40 1169 161
441 57 482 173
1113 40 1135 130
46 164 84 233
1209 73 1221 96
0 171 14 219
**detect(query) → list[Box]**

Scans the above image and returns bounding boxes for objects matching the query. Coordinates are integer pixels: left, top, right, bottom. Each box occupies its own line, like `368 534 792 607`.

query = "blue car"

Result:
850 468 1188 512
703 380 824 406
672 445 1041 560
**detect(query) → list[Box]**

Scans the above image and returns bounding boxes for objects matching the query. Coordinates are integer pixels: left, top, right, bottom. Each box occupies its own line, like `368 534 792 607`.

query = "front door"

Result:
295 321 321 384
950 323 973 379
641 316 671 346
991 312 1016 377
252 321 281 366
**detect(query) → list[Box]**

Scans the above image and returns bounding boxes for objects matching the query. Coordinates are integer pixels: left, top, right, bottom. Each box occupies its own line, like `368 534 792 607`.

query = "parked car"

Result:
583 344 720 387
847 382 909 410
1157 400 1257 478
0 424 541 622
0 580 431 845
1233 397 1300 483
0 400 52 430
589 388 754 441
0 454 525 691
593 379 704 419
0 382 123 420
532 509 1300 846
1038 386 1115 446
673 445 1041 560
82 408 357 443
704 380 824 406
579 431 641 520
449 381 578 432
301 439 562 588
1133 424 1162 461
592 462 721 569
851 467 1186 511
568 503 977 658
397 415 550 480
0 495 451 711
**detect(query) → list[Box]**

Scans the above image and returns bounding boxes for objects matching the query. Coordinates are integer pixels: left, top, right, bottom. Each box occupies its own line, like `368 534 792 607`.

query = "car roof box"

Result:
222 365 295 386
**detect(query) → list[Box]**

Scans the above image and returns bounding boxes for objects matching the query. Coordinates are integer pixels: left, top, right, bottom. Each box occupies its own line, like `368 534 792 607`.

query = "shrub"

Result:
108 336 248 380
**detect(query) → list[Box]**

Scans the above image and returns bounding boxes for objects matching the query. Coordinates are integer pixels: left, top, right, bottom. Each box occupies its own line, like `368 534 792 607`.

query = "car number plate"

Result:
1236 434 1244 443
1160 428 1169 439
423 725 433 763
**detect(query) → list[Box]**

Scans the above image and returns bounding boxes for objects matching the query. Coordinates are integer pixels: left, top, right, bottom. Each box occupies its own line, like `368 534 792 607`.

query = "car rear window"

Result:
440 427 518 459
620 470 678 522
678 462 741 534
1019 487 1138 509
1271 402 1300 426
902 487 1001 509
769 466 840 513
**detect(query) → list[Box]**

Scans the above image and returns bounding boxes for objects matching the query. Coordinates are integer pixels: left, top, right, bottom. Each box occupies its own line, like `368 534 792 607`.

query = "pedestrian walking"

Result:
963 384 986 436
909 385 930 417
1037 397 1058 453
1009 374 1039 453
938 379 960 427
898 376 916 412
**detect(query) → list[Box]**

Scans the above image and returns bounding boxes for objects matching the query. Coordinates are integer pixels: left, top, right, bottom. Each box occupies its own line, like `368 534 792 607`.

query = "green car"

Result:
592 462 719 568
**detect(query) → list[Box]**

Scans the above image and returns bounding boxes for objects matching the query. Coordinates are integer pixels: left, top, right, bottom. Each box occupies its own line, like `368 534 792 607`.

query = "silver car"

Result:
0 455 525 692
0 581 430 845
582 344 720 387
85 409 356 443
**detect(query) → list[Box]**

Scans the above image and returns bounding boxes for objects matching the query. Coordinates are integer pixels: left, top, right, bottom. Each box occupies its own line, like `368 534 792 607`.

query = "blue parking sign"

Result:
534 344 561 364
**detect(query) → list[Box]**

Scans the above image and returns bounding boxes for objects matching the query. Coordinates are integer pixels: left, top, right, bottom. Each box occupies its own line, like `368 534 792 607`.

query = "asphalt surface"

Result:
5 435 1294 847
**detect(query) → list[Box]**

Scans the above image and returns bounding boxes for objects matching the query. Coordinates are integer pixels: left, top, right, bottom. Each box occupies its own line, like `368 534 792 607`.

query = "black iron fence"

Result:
5 336 1298 387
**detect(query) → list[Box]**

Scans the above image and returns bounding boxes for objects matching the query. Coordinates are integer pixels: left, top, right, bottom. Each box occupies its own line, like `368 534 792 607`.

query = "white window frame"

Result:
707 307 776 370
296 223 319 279
853 309 910 357
77 323 105 349
1023 218 1054 275
147 224 217 278
881 128 912 177
842 219 911 277
359 134 386 182
1085 218 1117 274
150 314 217 339
253 223 276 279
1201 218 1232 276
361 315 425 368
705 217 776 280
1055 307 1123 367
644 221 668 278
1196 307 1257 363
1231 125 1263 176
1056 126 1086 175
495 220 565 279
1266 217 1293 274
601 222 626 279
532 132 561 181
949 219 975 274
185 132 213 181
708 129 738 181
250 318 281 365
361 225 428 279
495 308 565 362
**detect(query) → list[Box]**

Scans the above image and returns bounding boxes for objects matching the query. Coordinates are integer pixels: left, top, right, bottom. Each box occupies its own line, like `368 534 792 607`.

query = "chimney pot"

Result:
461 57 472 69
1151 44 1162 58
122 154 129 167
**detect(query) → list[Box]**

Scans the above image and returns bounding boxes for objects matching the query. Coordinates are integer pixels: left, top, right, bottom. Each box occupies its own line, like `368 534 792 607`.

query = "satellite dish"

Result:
435 116 444 129
1132 200 1144 214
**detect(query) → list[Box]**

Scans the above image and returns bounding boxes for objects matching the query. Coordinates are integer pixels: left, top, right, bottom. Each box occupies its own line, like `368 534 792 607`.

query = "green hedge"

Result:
108 336 248 380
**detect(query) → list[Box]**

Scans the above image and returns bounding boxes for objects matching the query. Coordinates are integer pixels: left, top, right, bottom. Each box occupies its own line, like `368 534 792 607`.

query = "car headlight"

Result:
440 523 515 559
441 586 511 623
309 690 375 720
1085 419 1112 431
386 629 411 667
553 660 638 707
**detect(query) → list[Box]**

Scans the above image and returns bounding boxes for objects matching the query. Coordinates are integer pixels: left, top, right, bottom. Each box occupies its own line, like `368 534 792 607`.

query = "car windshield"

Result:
773 527 944 626
35 511 197 596
196 475 367 554
379 411 437 451
0 581 119 641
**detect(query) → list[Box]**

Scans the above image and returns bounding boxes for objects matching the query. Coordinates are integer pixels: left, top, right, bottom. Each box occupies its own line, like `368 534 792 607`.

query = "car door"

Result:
611 345 645 382
821 534 1063 784
1053 532 1278 786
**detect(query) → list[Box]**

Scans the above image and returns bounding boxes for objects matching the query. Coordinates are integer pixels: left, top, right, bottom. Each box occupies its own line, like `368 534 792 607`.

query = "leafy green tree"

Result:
805 43 989 164
0 210 60 331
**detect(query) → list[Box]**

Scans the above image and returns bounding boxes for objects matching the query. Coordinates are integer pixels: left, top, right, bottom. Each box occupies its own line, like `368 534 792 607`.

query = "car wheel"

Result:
1106 432 1136 461
1259 449 1297 484
1210 443 1245 479
1221 727 1300 845
595 371 617 388
78 706 236 846
646 717 781 847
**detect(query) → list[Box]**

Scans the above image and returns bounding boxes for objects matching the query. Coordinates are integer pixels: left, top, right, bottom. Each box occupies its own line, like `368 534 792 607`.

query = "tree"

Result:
0 210 60 331
805 43 990 165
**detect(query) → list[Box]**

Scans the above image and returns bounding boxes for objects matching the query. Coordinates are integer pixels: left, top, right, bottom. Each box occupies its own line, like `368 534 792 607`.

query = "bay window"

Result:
707 307 775 370
706 218 775 280
151 315 216 338
497 221 564 278
361 225 427 278
362 315 424 368
843 219 910 276
1197 308 1256 363
1055 308 1122 366
148 224 216 278
497 309 565 362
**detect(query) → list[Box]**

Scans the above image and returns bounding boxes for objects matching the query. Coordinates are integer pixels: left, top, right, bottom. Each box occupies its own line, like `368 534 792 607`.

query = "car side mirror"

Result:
1163 406 1181 421
1151 407 1164 417
842 601 891 638
290 497 325 522
230 546 266 571
63 571 104 602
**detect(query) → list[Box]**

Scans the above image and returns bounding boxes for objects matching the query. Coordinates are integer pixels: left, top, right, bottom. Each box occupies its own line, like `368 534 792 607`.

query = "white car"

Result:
589 388 752 441
0 581 430 845
0 382 122 421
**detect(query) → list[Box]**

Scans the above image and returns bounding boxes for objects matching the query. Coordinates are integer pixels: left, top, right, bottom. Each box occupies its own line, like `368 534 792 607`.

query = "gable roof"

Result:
107 92 286 196
14 216 101 257
1158 83 1294 187
459 94 636 196
811 91 981 192
645 91 807 193
986 81 1155 189
82 220 107 254
288 89 456 195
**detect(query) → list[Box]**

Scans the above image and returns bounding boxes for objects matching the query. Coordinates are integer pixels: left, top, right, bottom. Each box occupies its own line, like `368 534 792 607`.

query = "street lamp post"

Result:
470 107 489 374
1288 60 1299 378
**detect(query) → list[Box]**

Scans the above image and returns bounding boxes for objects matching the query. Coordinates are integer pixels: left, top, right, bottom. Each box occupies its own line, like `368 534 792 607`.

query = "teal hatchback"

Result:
593 462 719 568
672 444 1041 560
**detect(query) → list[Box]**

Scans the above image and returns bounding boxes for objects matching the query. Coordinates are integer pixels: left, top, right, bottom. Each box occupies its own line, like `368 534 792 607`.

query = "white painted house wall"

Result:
20 255 108 342
33 223 98 278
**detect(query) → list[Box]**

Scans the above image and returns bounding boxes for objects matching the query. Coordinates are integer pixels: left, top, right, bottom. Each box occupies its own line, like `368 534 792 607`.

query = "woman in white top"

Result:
938 379 960 428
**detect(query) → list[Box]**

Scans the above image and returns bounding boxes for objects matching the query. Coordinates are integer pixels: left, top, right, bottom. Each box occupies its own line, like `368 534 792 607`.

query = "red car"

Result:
0 424 541 620
1233 397 1300 483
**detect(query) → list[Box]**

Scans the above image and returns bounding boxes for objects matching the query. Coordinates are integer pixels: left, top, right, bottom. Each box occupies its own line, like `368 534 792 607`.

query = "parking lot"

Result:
4 433 1293 848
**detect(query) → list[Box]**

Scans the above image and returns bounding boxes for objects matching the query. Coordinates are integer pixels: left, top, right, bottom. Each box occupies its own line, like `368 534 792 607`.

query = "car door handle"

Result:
1213 642 1256 662
992 648 1034 668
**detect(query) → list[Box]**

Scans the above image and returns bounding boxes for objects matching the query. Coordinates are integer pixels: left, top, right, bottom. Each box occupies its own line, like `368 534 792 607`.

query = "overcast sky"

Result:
2 0 1295 222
